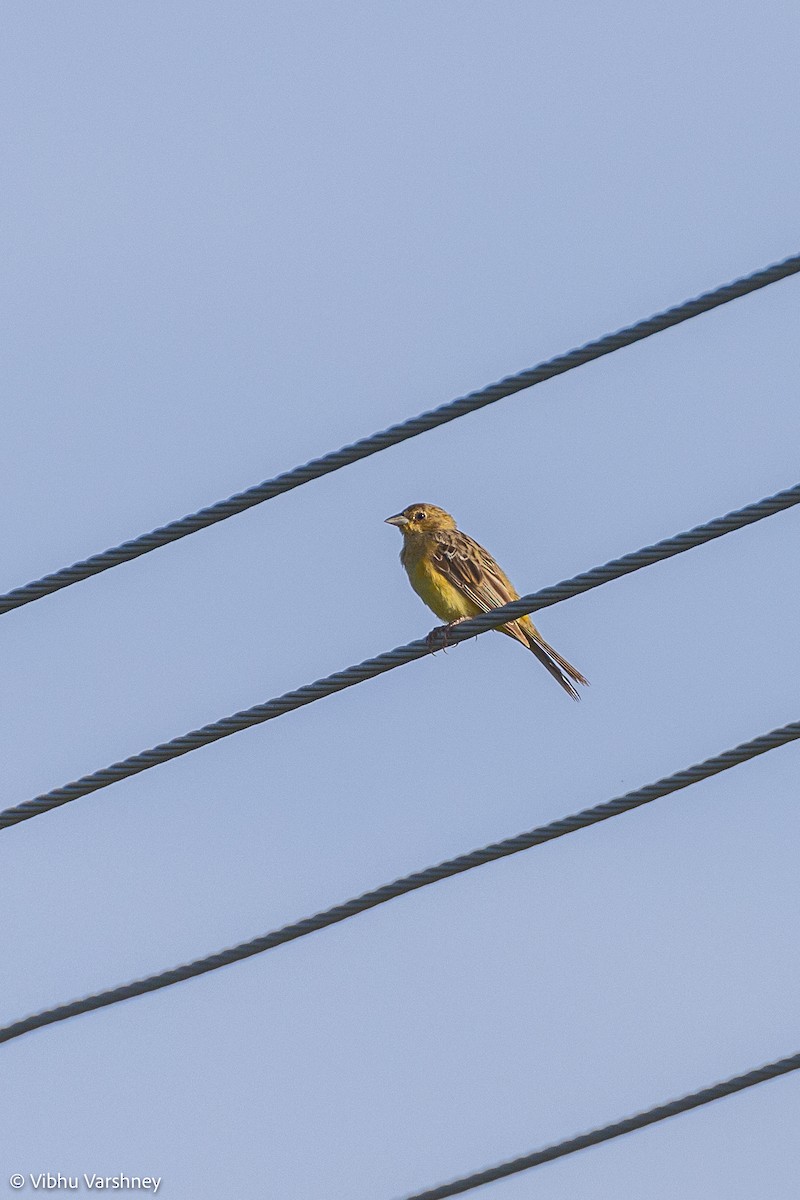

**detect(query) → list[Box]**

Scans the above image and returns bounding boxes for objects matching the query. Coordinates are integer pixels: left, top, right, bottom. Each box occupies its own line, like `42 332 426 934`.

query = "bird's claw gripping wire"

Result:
426 618 468 654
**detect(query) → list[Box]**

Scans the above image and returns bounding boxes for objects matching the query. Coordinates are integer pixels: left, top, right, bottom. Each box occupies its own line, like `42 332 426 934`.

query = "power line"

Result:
1 481 798 833
394 1049 800 1199
1 718 796 1044
1 254 798 618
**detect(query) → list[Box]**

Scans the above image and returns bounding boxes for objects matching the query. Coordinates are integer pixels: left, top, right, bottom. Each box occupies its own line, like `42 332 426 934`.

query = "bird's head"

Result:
384 503 457 535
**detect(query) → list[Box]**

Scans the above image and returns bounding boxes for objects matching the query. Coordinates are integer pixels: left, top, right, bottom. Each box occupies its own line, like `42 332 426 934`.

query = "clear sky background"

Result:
2 3 799 1198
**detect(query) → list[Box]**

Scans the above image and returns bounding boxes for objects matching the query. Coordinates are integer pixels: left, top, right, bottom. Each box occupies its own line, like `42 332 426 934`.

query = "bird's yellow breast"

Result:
401 538 480 624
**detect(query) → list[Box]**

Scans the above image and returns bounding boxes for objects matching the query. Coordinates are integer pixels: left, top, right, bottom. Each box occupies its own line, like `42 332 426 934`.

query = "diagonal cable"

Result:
0 718 797 1043
1 481 798 833
1 254 799 617
394 1049 800 1199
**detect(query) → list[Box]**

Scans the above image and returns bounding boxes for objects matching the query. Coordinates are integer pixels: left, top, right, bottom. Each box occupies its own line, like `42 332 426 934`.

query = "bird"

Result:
385 503 588 699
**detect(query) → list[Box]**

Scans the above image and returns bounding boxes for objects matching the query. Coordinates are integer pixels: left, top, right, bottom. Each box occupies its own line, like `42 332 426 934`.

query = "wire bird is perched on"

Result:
386 503 588 700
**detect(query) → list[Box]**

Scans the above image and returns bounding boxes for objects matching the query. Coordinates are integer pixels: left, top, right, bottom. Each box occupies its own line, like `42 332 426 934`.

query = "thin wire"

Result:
1 719 796 1044
2 481 798 833
395 1050 800 1199
2 254 799 617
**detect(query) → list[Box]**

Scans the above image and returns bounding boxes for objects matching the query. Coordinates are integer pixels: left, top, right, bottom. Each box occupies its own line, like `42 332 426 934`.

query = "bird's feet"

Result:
426 618 468 653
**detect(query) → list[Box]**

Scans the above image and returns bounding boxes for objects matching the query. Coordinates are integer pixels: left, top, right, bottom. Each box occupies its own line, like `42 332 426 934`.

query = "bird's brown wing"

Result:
431 529 526 640
432 528 588 699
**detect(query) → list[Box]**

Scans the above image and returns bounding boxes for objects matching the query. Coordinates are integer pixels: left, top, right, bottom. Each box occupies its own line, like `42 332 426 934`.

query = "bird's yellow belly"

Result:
405 555 480 624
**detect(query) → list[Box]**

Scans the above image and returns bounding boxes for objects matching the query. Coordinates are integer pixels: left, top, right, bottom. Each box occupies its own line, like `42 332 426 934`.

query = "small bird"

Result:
385 503 588 699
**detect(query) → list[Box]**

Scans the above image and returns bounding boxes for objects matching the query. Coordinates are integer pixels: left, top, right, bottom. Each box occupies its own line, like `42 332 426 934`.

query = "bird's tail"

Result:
525 629 588 701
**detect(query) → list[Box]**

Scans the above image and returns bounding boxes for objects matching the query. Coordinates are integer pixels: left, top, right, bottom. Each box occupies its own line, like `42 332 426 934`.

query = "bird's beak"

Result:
385 513 409 527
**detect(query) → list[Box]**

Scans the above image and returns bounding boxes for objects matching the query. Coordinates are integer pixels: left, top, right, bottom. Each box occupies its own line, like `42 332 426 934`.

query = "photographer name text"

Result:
10 1176 161 1193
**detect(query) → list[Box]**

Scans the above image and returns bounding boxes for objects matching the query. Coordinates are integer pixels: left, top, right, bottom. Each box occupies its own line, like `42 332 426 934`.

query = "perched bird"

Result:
385 503 588 699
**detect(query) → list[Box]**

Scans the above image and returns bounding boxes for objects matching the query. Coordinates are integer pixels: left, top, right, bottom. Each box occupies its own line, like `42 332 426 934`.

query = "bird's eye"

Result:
414 510 425 521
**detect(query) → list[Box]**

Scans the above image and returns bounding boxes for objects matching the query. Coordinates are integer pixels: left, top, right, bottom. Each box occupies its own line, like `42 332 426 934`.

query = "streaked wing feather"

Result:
432 529 519 613
431 527 587 698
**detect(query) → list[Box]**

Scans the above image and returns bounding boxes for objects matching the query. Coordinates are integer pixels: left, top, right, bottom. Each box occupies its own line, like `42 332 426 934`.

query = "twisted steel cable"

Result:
0 718 797 1043
395 1050 800 1199
1 253 799 617
1 481 798 833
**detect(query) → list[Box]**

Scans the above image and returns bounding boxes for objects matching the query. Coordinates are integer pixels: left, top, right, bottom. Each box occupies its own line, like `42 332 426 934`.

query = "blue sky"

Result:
2 3 799 1197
